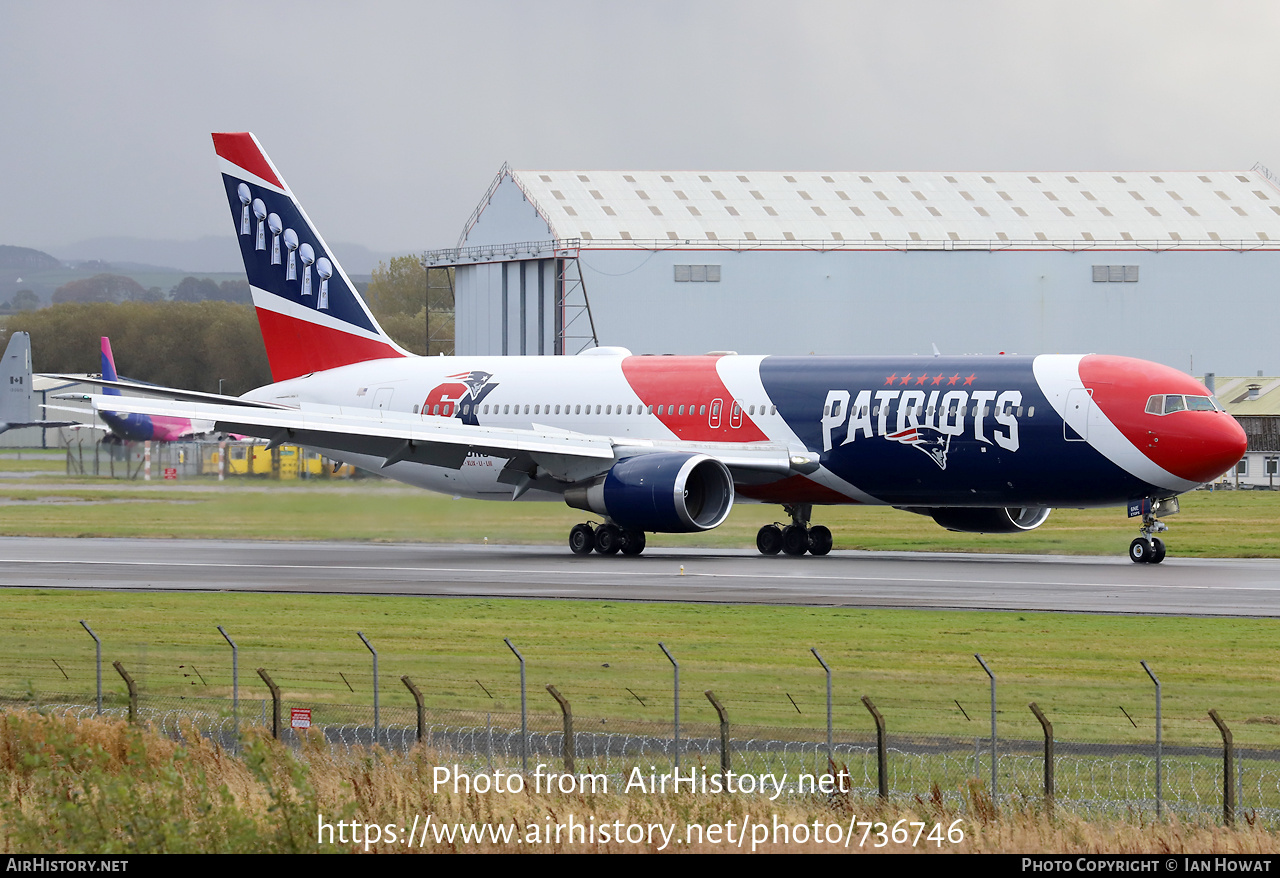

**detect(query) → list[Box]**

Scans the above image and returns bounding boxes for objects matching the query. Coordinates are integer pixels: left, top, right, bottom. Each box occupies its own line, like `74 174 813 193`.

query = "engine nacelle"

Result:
564 453 734 533
927 506 1052 533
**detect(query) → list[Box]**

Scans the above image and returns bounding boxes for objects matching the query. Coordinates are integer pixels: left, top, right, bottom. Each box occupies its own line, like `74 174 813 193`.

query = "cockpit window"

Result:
1146 394 1222 415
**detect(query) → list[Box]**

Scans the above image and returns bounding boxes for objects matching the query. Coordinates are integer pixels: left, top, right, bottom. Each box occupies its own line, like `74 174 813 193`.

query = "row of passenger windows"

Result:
413 402 781 417
826 404 1035 418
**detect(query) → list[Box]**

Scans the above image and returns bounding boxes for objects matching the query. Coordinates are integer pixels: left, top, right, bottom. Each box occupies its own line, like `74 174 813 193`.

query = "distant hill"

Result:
54 236 399 275
0 245 61 271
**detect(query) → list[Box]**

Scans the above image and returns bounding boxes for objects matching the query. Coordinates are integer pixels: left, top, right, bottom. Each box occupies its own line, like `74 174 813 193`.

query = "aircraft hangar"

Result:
427 164 1280 375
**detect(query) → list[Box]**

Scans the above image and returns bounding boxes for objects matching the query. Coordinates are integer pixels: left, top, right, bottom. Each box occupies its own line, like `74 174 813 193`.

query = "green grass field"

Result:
4 588 1278 750
1 468 1277 754
0 473 1278 556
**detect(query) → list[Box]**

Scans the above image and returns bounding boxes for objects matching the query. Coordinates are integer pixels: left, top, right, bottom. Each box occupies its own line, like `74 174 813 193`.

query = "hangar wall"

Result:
455 259 558 356
527 248 1274 375
441 167 1280 375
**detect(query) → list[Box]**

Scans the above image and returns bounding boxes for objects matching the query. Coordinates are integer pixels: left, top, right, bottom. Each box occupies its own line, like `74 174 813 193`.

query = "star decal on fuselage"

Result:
884 372 978 388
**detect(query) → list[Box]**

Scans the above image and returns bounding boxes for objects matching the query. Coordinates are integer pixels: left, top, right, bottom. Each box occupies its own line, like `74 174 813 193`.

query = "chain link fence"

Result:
6 691 1276 823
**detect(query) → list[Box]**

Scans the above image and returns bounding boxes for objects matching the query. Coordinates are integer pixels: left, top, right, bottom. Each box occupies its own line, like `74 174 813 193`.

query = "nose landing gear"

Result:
1128 497 1176 564
756 504 833 557
1128 535 1166 564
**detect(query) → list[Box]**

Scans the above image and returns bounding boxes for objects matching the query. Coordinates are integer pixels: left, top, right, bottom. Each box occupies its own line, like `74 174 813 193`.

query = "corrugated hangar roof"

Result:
1214 376 1280 416
454 166 1280 252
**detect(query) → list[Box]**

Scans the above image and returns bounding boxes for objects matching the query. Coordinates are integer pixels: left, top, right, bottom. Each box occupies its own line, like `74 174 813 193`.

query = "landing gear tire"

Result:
1129 538 1153 564
782 525 809 556
756 524 783 555
594 523 623 555
620 529 646 556
807 525 833 556
1130 498 1175 564
569 523 595 556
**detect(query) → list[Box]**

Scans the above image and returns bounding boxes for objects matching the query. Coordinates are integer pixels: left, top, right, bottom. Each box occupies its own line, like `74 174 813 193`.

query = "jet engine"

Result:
926 506 1052 533
564 452 734 533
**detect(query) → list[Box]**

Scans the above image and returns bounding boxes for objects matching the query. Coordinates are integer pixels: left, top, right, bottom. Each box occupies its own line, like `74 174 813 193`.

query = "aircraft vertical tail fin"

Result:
99 337 122 396
1 332 34 426
212 132 409 382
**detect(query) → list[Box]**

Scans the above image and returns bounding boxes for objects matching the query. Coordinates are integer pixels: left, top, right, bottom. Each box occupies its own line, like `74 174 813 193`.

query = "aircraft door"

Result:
730 400 743 429
1064 388 1093 441
373 388 394 412
709 398 723 428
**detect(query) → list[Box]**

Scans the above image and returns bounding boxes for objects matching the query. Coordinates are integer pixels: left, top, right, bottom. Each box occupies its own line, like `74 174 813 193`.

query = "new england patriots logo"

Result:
886 426 951 470
423 371 499 426
453 371 495 400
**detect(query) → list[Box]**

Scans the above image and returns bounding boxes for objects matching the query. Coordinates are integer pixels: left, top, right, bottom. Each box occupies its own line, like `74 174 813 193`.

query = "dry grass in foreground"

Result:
0 711 1276 854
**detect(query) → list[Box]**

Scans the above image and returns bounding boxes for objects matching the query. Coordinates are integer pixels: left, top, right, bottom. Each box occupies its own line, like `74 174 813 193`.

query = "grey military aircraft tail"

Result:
0 332 79 435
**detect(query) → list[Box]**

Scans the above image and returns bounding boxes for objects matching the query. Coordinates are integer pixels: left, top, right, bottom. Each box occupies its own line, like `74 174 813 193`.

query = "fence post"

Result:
705 690 730 782
79 621 102 716
975 654 997 800
659 642 680 771
1209 709 1235 826
257 668 281 740
811 648 833 766
217 625 238 744
861 695 888 801
1029 702 1054 817
357 632 379 746
504 639 527 773
112 661 137 724
401 676 425 744
546 685 574 774
1141 660 1162 819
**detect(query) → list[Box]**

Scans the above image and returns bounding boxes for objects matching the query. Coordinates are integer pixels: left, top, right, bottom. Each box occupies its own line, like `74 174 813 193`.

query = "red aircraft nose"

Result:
1161 412 1248 484
1079 355 1247 486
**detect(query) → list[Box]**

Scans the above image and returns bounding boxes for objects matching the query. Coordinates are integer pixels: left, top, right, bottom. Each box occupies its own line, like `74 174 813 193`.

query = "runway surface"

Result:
1 537 1278 617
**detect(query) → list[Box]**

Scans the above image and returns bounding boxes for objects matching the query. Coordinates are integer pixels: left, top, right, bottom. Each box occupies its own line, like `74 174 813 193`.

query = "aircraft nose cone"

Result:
1163 412 1247 485
1078 354 1248 486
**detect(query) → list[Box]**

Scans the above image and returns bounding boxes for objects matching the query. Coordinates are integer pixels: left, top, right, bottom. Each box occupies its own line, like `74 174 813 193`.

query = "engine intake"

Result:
927 506 1052 533
564 453 734 533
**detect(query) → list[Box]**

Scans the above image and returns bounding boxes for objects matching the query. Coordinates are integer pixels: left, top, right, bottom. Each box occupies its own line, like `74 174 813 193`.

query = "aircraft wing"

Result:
0 418 84 434
84 394 810 486
44 375 294 409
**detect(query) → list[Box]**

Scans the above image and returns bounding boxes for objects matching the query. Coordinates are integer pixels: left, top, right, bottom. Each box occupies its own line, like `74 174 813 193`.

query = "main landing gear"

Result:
568 522 646 557
756 503 832 557
1129 499 1176 564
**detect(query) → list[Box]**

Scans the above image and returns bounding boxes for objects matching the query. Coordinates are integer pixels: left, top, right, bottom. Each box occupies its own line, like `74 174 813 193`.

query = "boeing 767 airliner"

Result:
76 134 1246 563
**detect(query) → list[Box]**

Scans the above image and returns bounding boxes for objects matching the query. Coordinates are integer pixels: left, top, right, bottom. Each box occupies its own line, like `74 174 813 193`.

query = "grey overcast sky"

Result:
3 0 1278 257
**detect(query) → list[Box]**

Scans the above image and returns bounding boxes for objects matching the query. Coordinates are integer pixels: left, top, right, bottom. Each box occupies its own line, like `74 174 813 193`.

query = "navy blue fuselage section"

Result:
99 409 154 442
220 174 376 335
759 356 1152 507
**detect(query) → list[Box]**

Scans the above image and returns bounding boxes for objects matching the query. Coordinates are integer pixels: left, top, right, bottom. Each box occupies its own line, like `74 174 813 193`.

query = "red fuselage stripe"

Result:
620 356 768 442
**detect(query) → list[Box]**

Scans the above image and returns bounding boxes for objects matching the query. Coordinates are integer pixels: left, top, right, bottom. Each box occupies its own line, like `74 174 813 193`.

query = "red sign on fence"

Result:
163 467 177 480
291 708 312 729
